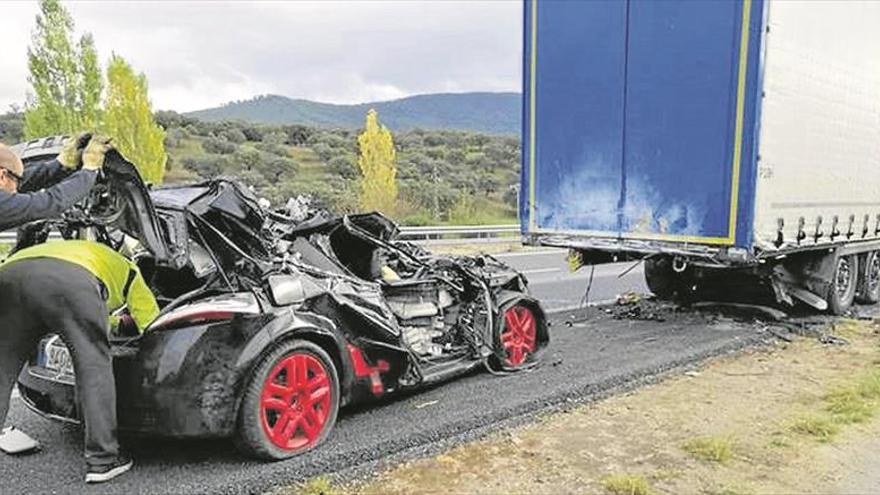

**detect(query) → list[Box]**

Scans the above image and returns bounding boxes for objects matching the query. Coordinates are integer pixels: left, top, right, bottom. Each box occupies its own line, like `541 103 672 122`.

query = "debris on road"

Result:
692 302 788 322
615 292 642 305
606 298 673 322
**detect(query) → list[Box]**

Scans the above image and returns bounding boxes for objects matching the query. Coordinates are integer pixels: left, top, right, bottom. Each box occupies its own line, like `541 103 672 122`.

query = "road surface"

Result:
495 249 648 311
1 260 768 494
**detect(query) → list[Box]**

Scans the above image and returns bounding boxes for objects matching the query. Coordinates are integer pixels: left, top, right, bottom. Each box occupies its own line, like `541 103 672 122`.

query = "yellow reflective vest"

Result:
3 239 159 333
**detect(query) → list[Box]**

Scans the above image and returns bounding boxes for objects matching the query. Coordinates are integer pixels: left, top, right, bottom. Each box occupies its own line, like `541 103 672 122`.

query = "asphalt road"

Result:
1 257 767 495
495 249 649 311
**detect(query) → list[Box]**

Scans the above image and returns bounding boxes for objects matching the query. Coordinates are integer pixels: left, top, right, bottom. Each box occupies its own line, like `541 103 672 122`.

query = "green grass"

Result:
767 434 792 449
786 369 880 442
788 415 840 442
295 477 340 495
823 369 880 424
682 435 735 464
602 474 653 495
705 484 755 495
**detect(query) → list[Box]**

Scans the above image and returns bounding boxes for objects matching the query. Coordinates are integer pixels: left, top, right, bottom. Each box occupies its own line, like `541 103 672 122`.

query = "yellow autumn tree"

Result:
356 109 397 214
101 55 166 184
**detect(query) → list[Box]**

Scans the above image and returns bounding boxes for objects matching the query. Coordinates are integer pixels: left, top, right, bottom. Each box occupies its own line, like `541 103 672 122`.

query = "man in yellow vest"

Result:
0 239 159 483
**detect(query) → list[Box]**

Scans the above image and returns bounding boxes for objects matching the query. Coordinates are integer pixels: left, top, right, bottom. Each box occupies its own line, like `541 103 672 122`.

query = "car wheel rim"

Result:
500 305 537 367
836 257 853 300
260 353 332 451
869 255 880 295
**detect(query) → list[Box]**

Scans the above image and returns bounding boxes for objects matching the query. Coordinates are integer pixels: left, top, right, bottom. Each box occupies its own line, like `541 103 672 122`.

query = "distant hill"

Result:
185 92 520 134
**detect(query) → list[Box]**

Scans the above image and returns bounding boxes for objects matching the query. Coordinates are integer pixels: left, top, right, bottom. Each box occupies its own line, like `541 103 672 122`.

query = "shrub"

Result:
202 137 237 155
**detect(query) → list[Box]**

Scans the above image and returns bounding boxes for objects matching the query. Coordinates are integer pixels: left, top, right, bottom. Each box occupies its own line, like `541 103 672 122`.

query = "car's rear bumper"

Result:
16 360 237 439
17 366 80 423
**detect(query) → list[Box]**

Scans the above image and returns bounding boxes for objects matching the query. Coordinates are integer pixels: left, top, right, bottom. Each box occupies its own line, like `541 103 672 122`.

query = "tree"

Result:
78 34 102 129
356 109 397 214
24 0 103 137
202 137 236 155
256 156 297 182
101 55 166 184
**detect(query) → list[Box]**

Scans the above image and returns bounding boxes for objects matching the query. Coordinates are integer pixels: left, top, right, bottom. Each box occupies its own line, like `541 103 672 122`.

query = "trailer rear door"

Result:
522 0 765 248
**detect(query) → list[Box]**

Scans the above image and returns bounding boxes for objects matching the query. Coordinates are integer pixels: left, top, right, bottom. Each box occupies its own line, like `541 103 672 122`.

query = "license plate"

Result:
39 336 75 378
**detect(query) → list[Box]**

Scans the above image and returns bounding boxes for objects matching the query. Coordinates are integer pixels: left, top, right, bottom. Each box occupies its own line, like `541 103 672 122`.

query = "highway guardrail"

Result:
0 224 521 245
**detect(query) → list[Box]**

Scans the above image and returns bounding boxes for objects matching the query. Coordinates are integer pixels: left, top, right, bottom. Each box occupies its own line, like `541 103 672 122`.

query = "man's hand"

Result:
82 135 113 171
57 133 90 169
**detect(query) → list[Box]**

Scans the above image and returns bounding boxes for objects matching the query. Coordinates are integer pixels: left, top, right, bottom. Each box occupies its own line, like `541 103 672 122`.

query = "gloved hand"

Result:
82 135 113 171
57 133 90 169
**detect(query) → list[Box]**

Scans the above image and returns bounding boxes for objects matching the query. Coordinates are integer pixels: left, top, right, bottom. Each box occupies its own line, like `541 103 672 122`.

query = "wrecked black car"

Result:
11 137 549 459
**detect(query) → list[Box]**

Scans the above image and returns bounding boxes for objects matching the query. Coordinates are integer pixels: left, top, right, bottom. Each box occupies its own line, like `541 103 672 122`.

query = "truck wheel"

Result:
644 257 676 299
235 340 340 460
857 251 880 304
827 254 858 315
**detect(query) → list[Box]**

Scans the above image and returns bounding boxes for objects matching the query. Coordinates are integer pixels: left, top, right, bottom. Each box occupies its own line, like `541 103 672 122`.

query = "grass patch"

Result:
682 435 735 464
789 415 839 442
705 485 755 495
787 369 880 442
830 318 866 338
824 388 875 424
767 434 792 449
823 369 880 424
295 477 340 495
602 474 653 495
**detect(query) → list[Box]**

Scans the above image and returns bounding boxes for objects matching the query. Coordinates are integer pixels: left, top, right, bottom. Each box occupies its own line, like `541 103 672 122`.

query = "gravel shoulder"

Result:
329 316 880 495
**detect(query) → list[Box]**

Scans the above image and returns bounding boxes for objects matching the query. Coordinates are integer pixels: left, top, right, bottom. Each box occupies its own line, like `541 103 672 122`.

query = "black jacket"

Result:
0 159 97 231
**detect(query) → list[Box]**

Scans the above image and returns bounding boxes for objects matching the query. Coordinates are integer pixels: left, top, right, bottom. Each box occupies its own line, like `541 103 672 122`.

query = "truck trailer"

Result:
521 0 880 314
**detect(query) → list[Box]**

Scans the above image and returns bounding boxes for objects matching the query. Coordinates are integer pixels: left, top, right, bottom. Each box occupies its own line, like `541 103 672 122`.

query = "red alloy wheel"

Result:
500 305 537 367
259 352 332 451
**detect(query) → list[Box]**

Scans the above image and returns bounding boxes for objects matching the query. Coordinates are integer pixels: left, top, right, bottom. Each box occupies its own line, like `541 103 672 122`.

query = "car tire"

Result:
826 253 858 315
856 251 880 305
494 303 539 370
235 339 340 460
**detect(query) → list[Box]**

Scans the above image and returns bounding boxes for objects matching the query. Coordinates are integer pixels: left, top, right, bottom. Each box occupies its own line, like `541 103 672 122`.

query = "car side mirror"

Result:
267 275 306 306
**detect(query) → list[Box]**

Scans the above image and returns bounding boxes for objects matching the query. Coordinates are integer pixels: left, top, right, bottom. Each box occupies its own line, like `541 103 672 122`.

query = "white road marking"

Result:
495 249 564 258
11 388 19 399
522 268 561 275
546 298 619 314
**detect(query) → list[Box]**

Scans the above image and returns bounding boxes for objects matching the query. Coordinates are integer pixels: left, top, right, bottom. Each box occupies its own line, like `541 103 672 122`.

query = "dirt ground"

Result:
318 317 880 495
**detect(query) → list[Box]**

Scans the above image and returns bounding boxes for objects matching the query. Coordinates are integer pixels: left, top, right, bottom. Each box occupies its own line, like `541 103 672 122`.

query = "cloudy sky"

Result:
0 0 522 112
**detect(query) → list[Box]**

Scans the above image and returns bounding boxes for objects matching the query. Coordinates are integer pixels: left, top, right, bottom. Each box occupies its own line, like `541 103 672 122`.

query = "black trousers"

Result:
0 258 119 467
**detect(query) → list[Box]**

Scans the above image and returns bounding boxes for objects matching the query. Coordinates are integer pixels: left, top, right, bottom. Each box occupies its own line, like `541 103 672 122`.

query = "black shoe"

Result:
85 456 133 484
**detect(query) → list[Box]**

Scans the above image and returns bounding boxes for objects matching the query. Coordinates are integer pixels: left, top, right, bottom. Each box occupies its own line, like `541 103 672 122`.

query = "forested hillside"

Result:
0 110 521 225
186 92 520 135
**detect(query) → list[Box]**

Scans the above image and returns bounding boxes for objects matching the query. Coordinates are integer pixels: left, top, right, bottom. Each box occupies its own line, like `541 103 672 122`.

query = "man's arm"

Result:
125 267 160 333
0 169 97 231
19 158 70 193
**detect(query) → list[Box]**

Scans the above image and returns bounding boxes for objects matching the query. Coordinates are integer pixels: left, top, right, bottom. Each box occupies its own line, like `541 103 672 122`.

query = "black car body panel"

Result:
13 137 549 442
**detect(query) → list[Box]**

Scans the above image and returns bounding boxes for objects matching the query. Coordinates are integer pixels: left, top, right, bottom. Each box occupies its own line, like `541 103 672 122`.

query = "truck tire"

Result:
644 257 677 299
827 254 858 315
857 251 880 304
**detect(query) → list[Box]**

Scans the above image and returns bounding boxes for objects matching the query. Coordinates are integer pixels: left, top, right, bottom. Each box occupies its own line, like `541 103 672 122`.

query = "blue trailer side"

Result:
521 0 767 252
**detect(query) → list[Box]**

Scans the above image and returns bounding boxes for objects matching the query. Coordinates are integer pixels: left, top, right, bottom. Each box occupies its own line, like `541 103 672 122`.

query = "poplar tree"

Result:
356 109 398 214
102 55 166 184
24 0 102 137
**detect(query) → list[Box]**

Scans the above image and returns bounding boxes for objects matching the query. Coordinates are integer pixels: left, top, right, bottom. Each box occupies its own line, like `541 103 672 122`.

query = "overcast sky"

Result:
0 0 522 112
